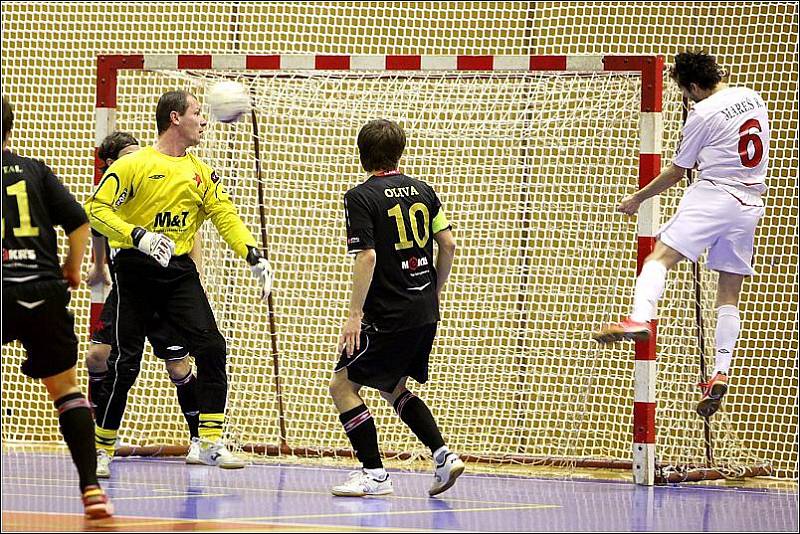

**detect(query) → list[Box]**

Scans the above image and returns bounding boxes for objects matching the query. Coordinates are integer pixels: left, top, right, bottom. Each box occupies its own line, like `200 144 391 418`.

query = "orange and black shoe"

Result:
82 485 113 519
696 372 729 418
593 317 652 344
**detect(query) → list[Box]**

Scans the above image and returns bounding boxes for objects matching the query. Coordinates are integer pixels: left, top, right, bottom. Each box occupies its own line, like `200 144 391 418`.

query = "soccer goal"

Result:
82 53 778 485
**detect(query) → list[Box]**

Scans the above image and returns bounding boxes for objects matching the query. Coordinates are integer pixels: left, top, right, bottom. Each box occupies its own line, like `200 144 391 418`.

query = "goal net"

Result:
1 3 796 486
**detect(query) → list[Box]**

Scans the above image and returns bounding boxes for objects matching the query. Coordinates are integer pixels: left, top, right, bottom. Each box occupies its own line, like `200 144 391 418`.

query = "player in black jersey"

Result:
85 132 203 478
1 97 112 518
329 119 462 497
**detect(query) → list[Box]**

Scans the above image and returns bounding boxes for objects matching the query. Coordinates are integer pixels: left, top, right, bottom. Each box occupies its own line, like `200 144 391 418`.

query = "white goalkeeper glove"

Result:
247 247 273 301
131 227 175 268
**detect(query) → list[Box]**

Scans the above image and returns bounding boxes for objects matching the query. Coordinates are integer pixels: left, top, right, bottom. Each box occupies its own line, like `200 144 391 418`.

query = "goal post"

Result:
87 53 772 485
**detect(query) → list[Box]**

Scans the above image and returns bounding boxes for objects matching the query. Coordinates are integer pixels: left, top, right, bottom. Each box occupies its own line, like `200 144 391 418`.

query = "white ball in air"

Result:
207 81 251 123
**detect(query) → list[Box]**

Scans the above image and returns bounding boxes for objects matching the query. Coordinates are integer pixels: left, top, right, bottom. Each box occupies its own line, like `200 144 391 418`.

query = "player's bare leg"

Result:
594 242 684 344
380 378 464 496
329 370 392 496
697 271 744 417
41 367 112 519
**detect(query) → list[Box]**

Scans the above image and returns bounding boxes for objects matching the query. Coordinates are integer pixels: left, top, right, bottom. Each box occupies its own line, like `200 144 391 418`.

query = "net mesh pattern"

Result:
1 2 796 479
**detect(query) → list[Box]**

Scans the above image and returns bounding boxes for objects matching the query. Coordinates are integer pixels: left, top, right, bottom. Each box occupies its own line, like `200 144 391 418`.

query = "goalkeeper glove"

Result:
131 227 175 268
247 246 273 301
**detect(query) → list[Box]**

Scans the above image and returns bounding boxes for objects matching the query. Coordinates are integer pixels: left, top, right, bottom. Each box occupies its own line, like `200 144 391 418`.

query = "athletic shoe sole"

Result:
593 329 651 344
696 383 728 417
217 462 246 469
84 502 113 520
429 461 465 497
331 487 394 497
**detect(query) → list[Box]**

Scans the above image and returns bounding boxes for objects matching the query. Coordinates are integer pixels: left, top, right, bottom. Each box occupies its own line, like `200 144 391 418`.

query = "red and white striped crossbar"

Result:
94 54 664 484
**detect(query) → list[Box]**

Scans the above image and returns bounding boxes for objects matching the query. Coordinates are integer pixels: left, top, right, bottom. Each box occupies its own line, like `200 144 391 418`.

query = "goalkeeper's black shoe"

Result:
696 372 728 417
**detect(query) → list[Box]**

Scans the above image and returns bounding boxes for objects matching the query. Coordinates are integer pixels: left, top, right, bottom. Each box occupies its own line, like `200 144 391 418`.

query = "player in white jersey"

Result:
593 51 769 417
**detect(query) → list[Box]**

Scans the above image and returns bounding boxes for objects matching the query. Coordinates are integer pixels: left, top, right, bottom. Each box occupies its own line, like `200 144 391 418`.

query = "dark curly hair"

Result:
98 131 139 162
669 51 726 91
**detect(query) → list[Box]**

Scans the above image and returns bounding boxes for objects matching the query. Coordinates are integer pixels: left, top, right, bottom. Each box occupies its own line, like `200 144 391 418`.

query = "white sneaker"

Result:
199 440 246 469
186 437 202 465
331 469 393 497
429 452 464 496
96 449 112 479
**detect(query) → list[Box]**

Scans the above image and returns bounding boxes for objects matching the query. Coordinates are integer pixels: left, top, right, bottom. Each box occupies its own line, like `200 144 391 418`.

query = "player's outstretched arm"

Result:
63 223 90 289
433 229 456 300
202 172 273 299
618 164 686 216
339 249 376 357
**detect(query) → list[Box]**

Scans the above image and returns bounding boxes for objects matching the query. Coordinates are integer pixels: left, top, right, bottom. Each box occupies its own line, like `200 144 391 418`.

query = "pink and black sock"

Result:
55 392 98 492
339 404 382 469
393 390 445 453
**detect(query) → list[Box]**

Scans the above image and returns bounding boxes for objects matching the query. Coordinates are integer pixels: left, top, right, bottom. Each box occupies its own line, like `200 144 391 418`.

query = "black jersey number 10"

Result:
387 202 430 250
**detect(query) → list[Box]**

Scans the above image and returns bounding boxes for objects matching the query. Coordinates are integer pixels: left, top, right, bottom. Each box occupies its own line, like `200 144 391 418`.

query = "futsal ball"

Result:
207 81 251 123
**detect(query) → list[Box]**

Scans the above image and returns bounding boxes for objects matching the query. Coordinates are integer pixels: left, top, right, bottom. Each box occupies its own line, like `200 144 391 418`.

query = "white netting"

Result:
1 2 796 479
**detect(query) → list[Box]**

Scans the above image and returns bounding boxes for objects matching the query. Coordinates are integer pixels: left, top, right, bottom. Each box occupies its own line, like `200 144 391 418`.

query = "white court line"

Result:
3 474 559 507
4 453 796 497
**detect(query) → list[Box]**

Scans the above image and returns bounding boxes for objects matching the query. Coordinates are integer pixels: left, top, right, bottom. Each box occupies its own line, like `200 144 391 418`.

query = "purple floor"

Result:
2 451 797 532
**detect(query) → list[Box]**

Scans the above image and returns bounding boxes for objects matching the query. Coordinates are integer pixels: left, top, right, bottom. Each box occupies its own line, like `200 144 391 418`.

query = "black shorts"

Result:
334 322 437 393
92 285 190 361
2 279 79 379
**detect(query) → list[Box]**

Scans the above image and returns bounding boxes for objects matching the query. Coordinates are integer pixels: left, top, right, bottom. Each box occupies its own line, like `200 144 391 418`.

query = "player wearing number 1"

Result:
2 97 112 518
329 119 462 497
593 51 769 418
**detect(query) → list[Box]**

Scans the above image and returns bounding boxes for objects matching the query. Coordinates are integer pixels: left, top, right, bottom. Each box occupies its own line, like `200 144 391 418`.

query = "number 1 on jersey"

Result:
387 203 430 250
4 181 40 237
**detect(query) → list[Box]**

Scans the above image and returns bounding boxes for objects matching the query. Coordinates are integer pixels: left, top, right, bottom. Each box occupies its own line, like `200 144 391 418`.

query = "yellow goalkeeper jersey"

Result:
85 146 256 259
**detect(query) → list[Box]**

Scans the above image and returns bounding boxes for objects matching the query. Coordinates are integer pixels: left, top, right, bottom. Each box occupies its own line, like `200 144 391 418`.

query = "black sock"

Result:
339 404 382 469
55 392 99 492
171 371 200 439
393 390 445 453
87 370 107 412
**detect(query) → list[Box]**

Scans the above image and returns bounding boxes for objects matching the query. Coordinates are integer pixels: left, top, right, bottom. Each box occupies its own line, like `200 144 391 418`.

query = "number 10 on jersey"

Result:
387 203 430 250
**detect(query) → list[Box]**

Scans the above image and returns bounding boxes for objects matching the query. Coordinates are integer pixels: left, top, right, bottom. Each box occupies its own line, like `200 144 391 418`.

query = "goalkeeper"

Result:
85 90 273 468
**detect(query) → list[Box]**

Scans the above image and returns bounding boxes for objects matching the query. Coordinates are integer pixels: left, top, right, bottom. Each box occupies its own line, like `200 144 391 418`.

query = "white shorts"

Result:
657 180 764 276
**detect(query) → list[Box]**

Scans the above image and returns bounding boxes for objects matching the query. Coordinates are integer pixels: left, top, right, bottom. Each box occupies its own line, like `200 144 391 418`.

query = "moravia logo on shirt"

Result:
401 256 428 271
154 211 190 228
147 174 166 180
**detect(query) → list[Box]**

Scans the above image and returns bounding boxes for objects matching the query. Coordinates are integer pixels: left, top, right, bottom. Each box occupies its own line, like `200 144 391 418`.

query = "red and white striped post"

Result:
94 54 664 482
603 56 664 485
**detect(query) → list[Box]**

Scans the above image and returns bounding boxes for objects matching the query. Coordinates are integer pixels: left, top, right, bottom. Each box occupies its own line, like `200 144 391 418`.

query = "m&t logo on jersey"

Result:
154 211 190 228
